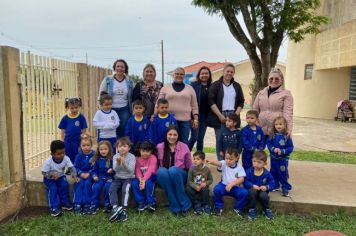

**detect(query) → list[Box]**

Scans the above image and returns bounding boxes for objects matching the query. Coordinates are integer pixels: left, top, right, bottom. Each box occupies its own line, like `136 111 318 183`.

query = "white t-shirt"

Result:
41 155 74 177
93 109 120 138
222 84 236 111
112 79 128 108
220 160 246 185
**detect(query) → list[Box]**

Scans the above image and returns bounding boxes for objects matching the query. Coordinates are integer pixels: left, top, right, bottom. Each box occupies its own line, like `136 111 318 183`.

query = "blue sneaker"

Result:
50 208 62 217
83 205 90 215
248 208 257 220
264 208 274 220
282 189 290 197
203 205 212 215
62 204 73 211
234 209 244 218
137 202 146 212
74 205 82 214
147 204 156 212
194 204 203 215
118 209 128 222
88 206 98 215
109 206 124 222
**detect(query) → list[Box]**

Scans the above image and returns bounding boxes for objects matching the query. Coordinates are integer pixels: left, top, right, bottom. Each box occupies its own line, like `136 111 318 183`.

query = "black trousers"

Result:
186 185 210 207
248 188 270 210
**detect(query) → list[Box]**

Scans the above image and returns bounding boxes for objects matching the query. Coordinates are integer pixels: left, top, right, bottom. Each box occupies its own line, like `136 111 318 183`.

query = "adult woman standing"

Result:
206 63 245 157
132 64 163 118
98 59 133 138
157 67 199 145
156 126 192 214
253 67 293 137
188 66 212 151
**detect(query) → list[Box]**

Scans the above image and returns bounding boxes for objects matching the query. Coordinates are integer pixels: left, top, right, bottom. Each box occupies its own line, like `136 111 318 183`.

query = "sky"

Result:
0 0 287 82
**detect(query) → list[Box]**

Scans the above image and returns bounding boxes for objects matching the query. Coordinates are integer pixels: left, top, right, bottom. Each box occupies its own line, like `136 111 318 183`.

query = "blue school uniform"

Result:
58 113 88 162
73 150 95 207
149 113 177 145
241 125 265 169
217 128 242 160
90 157 113 209
267 133 294 192
244 167 275 191
125 115 150 148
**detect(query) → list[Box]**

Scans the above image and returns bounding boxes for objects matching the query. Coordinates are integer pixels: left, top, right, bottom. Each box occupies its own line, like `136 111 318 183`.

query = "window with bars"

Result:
304 64 313 80
350 67 356 101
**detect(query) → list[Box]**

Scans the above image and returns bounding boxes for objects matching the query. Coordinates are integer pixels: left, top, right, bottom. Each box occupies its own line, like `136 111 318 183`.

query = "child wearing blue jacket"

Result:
241 110 265 170
267 116 294 197
125 100 150 152
244 150 275 220
73 136 95 214
88 140 114 214
149 98 177 145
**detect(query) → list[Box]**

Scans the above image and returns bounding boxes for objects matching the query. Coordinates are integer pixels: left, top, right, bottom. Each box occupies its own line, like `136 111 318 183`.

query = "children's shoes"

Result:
214 208 223 216
193 204 203 215
234 209 244 218
248 208 257 220
50 208 62 217
147 204 156 212
137 202 146 212
74 205 82 214
282 189 290 197
203 205 212 215
62 204 73 211
263 208 274 220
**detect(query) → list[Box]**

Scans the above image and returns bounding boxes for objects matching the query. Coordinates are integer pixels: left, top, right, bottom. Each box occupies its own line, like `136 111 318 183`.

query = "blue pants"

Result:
270 158 292 191
113 106 130 138
64 140 80 162
242 151 253 170
213 182 248 210
73 176 92 206
177 120 191 146
44 176 70 210
188 113 208 151
132 175 157 205
98 137 117 153
91 179 111 208
157 167 191 213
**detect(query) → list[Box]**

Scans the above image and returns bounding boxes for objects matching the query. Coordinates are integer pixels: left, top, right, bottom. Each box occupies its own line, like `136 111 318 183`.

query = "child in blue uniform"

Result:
58 97 88 162
125 100 150 152
73 135 95 214
217 113 242 161
149 98 177 145
244 150 275 220
241 110 265 170
267 116 294 197
41 140 76 217
89 140 114 214
207 147 248 217
93 92 120 152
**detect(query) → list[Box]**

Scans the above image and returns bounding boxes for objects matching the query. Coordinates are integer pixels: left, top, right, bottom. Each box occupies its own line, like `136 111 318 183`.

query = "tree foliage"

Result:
192 0 329 100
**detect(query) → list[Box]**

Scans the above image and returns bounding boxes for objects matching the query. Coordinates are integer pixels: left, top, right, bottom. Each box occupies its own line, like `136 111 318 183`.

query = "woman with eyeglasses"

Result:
98 59 133 138
156 67 199 145
253 68 294 138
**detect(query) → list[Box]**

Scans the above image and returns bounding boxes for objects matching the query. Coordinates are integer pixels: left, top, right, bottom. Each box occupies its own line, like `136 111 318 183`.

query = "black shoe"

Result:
118 209 128 222
194 205 203 215
234 209 243 218
103 205 112 213
88 206 98 215
109 206 124 222
214 208 223 216
50 208 62 217
137 202 146 212
74 205 82 215
62 204 73 211
147 204 156 212
282 189 290 197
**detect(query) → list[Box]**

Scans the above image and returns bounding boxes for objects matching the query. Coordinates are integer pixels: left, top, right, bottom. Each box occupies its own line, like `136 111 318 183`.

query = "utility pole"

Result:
161 40 164 84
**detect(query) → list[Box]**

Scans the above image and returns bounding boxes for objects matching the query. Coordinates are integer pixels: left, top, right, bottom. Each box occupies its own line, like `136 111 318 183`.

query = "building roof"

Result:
167 61 226 75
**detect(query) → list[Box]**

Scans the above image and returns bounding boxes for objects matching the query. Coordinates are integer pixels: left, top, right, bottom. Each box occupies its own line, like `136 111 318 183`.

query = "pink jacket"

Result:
135 154 158 180
253 86 293 135
157 141 192 169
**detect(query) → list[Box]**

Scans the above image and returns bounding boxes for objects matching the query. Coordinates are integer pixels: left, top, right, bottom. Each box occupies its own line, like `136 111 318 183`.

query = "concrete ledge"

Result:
0 182 25 221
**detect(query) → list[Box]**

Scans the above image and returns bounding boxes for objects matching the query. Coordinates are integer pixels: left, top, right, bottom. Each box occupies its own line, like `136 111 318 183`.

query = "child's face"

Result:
246 114 257 126
252 158 266 170
157 103 169 116
52 148 65 162
80 140 92 154
193 156 204 166
225 153 238 167
274 119 286 133
140 149 152 159
133 105 144 116
101 99 113 112
117 143 130 155
167 129 178 144
225 117 237 129
99 144 110 157
68 104 80 116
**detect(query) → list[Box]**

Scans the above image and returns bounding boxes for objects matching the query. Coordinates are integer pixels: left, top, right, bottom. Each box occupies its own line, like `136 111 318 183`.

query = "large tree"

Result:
192 0 329 100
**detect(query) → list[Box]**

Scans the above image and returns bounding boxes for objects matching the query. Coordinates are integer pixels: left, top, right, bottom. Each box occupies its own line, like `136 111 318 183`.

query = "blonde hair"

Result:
90 140 113 168
269 67 284 81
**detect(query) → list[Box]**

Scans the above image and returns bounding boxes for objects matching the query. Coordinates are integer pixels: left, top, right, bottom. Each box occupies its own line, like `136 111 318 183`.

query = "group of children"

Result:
42 94 294 221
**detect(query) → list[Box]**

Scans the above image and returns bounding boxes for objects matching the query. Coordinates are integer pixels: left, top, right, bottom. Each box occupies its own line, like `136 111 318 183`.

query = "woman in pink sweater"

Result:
157 67 199 145
131 141 158 212
156 125 192 215
253 67 294 137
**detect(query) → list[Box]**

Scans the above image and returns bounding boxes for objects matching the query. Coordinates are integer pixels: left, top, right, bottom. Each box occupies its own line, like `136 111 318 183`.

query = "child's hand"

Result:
200 182 207 189
75 177 80 183
219 151 224 158
107 168 113 174
225 184 233 192
274 148 281 155
260 186 267 192
81 173 90 179
139 179 145 190
93 176 99 182
53 172 60 180
252 185 260 190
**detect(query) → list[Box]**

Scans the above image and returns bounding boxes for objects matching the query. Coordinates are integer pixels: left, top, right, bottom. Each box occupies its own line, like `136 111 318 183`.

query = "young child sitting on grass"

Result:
42 140 77 217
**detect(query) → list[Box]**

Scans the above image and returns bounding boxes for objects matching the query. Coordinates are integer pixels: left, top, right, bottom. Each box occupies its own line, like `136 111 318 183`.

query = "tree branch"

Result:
239 0 262 48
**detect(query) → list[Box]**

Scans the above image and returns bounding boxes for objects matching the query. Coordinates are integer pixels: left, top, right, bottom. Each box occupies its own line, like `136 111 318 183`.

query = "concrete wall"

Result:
0 46 25 221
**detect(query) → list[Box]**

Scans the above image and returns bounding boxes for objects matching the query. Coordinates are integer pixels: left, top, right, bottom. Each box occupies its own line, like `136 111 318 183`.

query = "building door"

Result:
350 67 356 100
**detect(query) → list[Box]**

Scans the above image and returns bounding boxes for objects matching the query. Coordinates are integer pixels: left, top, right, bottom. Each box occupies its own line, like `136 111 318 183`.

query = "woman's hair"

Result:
223 63 235 72
269 67 284 81
99 91 112 105
163 125 179 168
270 116 288 139
137 141 157 157
113 59 129 74
65 97 82 109
90 140 113 167
143 63 156 79
196 66 212 85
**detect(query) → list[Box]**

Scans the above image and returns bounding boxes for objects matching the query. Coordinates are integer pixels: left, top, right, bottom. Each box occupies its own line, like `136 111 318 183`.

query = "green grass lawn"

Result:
1 210 355 236
198 147 356 165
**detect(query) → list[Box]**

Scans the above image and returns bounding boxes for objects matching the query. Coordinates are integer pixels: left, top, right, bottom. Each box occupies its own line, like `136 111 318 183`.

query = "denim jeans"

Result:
188 113 208 151
177 120 191 146
112 106 131 138
156 167 191 213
